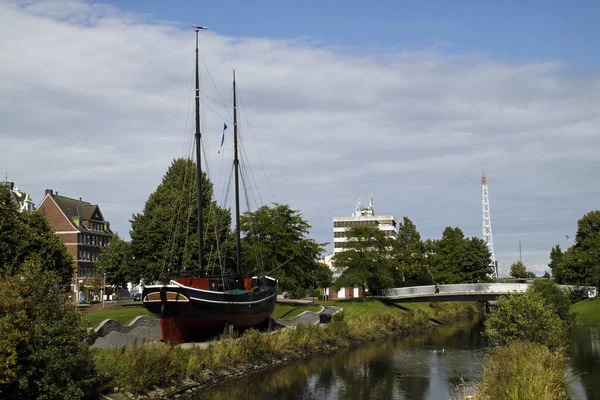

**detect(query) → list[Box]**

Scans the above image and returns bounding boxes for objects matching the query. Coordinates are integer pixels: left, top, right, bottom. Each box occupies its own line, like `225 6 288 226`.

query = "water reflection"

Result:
195 318 486 400
570 325 600 400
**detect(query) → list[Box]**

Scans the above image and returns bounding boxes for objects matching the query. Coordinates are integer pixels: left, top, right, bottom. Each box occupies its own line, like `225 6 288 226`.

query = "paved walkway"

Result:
274 305 341 328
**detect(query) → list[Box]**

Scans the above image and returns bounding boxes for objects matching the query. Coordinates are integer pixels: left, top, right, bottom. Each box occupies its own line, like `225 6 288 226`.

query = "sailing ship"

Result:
142 26 278 344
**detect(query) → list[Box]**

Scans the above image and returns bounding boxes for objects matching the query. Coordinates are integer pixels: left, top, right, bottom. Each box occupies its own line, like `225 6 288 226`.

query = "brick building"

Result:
37 189 113 297
320 286 363 300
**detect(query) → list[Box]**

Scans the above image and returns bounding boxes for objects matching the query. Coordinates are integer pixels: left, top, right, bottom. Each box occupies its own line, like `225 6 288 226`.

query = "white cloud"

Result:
1 0 599 267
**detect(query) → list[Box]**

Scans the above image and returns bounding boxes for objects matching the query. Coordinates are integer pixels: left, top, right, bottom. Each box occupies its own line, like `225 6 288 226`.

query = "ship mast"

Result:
233 70 242 275
193 25 207 273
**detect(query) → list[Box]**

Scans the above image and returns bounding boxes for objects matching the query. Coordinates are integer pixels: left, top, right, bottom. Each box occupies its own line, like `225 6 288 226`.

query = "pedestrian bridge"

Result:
378 283 597 303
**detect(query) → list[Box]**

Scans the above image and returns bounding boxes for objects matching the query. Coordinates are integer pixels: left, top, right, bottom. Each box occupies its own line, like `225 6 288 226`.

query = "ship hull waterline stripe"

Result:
189 293 277 305
144 276 278 295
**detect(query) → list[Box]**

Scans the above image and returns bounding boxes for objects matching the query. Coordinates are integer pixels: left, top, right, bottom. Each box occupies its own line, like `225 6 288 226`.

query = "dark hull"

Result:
142 277 277 344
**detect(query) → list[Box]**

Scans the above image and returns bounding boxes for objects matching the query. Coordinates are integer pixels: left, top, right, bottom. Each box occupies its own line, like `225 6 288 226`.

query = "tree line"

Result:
332 218 494 296
99 158 495 296
548 210 600 287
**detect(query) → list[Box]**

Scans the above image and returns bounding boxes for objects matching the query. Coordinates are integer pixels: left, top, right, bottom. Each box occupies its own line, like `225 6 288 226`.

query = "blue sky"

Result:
2 0 599 276
104 0 600 64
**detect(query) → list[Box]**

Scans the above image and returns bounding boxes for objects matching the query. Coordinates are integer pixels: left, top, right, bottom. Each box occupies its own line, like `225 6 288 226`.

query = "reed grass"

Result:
475 341 569 400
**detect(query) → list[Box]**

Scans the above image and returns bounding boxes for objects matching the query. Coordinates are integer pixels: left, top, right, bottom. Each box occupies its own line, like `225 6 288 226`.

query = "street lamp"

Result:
103 272 106 309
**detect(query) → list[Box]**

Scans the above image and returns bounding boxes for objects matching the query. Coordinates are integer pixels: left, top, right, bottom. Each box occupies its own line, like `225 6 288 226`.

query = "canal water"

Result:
196 319 600 400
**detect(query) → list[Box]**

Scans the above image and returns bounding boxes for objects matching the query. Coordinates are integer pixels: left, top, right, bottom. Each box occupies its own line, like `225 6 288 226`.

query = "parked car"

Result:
133 293 141 301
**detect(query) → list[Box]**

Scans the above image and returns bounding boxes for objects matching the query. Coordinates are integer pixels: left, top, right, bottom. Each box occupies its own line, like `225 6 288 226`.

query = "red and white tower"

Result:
481 175 497 277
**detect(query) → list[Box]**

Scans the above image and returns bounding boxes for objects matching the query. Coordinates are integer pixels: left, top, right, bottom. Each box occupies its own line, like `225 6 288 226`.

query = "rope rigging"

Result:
158 54 272 283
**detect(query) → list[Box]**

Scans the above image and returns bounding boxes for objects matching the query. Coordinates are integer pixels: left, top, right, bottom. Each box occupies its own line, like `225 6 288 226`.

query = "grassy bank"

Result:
474 341 569 400
325 298 479 322
571 297 600 324
94 301 478 396
93 311 431 395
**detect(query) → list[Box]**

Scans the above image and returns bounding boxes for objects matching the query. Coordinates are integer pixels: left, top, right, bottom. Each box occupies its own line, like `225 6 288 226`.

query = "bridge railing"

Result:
379 283 597 298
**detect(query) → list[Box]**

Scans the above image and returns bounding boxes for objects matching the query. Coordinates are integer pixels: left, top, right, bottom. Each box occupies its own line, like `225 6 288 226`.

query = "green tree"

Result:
484 291 567 350
0 262 96 399
96 234 133 287
461 237 493 282
0 188 73 283
240 203 325 294
314 261 333 289
548 244 565 283
332 225 395 297
543 271 551 279
509 261 528 279
129 158 231 281
556 211 600 287
392 217 430 286
428 227 465 284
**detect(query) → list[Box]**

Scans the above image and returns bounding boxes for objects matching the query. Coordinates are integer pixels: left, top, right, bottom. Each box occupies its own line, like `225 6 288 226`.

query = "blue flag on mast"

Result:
218 123 227 154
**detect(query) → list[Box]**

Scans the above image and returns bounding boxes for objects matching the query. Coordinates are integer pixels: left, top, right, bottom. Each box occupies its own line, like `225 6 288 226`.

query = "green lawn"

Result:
80 304 156 329
323 298 435 319
572 297 600 324
399 302 437 316
80 302 322 329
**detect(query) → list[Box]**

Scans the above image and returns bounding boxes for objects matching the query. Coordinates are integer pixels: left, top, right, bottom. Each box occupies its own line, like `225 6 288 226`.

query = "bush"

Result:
0 262 97 399
477 341 569 400
528 280 574 327
429 302 478 322
565 286 588 304
485 291 567 350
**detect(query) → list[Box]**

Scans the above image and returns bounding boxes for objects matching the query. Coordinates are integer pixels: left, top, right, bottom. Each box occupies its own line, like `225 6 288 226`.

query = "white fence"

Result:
379 283 597 299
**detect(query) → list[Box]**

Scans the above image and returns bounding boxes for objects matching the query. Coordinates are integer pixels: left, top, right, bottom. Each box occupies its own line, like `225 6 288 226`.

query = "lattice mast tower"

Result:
481 175 497 277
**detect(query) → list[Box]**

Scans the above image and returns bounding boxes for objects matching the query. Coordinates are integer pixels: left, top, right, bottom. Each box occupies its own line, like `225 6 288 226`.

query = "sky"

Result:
2 0 599 276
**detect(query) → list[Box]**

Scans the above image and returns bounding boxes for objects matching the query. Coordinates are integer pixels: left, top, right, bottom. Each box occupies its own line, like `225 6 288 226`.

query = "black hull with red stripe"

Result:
142 276 278 344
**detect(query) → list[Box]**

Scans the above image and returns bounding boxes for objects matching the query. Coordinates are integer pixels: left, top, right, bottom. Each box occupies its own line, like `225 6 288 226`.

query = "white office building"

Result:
332 196 397 254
